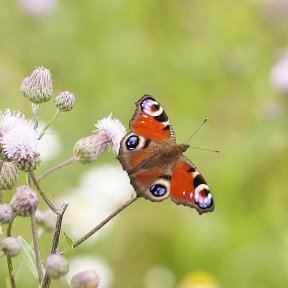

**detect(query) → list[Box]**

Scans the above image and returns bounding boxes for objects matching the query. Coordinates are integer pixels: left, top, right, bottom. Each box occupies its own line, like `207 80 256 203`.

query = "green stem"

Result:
31 213 44 283
33 103 41 130
6 220 16 288
29 172 57 213
38 110 60 140
37 156 79 182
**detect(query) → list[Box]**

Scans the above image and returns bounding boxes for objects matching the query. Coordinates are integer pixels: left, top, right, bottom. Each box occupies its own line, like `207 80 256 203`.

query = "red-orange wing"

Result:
130 95 175 143
170 158 214 214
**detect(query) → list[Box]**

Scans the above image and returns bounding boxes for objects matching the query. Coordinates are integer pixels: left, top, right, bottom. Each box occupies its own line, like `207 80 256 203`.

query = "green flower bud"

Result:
45 254 69 278
11 186 38 216
0 237 21 257
0 162 18 190
55 91 76 112
0 204 15 224
71 270 100 288
20 66 52 104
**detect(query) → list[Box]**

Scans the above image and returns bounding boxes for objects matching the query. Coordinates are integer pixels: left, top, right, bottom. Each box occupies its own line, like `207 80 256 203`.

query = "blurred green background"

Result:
1 0 288 287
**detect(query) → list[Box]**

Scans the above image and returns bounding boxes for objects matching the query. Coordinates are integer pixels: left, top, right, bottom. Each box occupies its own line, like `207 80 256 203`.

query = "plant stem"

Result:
29 172 57 213
31 213 44 283
38 109 60 140
0 189 3 204
73 196 138 249
32 103 41 130
41 201 69 288
37 156 79 182
6 220 16 288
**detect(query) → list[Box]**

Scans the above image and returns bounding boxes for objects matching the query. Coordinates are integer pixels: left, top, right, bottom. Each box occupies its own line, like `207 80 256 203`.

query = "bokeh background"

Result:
1 0 288 287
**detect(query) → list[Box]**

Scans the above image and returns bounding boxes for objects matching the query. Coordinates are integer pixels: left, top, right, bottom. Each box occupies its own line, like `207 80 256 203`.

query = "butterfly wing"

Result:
170 157 214 214
129 95 175 143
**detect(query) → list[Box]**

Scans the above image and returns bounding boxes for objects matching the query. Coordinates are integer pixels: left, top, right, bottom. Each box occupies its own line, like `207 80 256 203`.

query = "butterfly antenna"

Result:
185 118 208 144
185 118 220 153
189 146 220 153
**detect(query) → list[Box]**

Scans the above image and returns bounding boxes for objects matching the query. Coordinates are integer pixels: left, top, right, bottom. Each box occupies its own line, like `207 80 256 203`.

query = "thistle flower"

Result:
73 114 126 164
21 66 52 103
71 270 100 288
0 162 18 190
94 114 126 154
0 237 22 257
11 186 38 216
0 204 15 224
1 115 39 164
45 254 69 278
55 91 76 112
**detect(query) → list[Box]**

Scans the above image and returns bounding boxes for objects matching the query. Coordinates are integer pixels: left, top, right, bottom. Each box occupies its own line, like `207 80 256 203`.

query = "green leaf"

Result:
64 232 74 252
18 236 39 281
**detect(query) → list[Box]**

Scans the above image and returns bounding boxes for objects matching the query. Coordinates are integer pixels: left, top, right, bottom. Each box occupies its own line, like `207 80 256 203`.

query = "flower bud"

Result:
15 154 41 172
55 91 76 112
35 209 56 231
0 162 18 190
0 204 15 224
21 66 52 104
45 254 69 278
71 270 100 288
0 237 21 257
11 186 38 216
73 135 105 164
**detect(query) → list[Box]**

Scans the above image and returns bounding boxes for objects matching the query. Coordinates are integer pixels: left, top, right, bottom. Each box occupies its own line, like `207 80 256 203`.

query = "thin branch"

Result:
32 103 41 130
0 189 3 204
37 156 79 182
6 220 16 288
73 196 138 249
29 172 57 213
41 201 69 288
38 110 60 140
31 213 44 283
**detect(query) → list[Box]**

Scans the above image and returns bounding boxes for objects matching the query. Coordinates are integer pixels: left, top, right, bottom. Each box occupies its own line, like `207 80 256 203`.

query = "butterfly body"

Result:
117 95 214 215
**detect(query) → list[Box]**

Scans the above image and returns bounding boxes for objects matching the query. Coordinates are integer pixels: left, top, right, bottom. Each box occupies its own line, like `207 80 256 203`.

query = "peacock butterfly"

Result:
117 95 214 214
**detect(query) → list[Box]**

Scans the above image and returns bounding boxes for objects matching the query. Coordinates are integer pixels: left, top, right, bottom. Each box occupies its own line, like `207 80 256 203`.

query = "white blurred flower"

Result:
270 49 288 94
94 114 126 154
38 123 61 162
144 266 175 288
67 256 113 288
60 164 134 241
18 0 58 17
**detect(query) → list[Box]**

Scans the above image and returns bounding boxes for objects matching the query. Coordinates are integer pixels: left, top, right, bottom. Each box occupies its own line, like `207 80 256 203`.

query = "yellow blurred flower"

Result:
178 271 220 288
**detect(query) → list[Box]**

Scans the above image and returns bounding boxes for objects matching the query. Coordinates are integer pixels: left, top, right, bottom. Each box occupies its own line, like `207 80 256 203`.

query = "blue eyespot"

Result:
150 184 167 197
126 135 139 150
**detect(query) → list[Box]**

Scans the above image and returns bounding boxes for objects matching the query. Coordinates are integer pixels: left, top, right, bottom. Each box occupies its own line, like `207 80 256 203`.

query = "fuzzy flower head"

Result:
0 111 39 163
93 114 126 154
21 66 52 103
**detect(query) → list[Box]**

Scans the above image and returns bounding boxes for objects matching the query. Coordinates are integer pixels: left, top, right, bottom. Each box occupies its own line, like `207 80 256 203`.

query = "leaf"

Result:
64 232 74 252
18 236 39 281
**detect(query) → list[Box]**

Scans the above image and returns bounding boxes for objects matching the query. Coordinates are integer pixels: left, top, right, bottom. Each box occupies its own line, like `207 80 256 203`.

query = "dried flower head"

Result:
21 66 52 103
71 270 100 288
0 237 22 257
0 204 15 224
0 162 18 190
45 254 69 278
55 91 76 112
11 186 38 216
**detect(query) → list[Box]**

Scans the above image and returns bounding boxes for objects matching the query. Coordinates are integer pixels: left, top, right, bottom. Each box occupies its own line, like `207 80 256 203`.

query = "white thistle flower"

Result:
0 109 28 136
93 114 126 153
1 116 39 161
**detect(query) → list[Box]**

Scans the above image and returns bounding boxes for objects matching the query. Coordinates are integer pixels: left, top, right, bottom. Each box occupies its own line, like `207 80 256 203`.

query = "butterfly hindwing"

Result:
170 158 214 214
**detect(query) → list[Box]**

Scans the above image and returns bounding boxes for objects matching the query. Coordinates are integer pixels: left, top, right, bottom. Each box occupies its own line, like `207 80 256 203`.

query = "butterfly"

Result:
117 95 214 214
